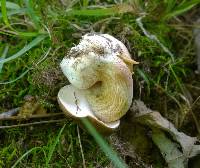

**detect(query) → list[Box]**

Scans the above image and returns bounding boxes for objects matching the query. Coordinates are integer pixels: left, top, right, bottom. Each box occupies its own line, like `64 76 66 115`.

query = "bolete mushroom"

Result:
58 33 138 134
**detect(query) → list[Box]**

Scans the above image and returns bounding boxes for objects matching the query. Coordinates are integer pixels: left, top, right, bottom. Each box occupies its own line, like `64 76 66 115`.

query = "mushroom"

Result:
58 33 138 134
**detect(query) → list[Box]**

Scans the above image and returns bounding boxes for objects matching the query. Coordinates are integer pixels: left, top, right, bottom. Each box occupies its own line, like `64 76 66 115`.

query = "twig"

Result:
194 19 200 74
0 112 65 121
136 15 175 62
77 125 86 168
0 108 20 118
190 96 200 135
0 119 67 129
186 84 200 90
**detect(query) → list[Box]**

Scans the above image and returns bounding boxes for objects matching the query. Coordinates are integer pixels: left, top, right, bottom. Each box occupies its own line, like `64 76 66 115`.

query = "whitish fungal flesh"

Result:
58 33 138 132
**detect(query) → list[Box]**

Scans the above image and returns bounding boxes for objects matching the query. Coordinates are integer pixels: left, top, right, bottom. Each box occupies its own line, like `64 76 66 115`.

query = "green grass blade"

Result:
24 0 40 29
136 68 151 95
11 147 42 168
1 0 40 37
0 69 30 85
0 8 27 18
150 79 183 111
46 124 66 166
164 0 200 20
0 1 20 10
0 30 16 36
67 4 133 16
0 46 51 85
67 8 117 16
0 30 39 37
164 0 176 12
82 0 89 8
16 31 40 37
1 0 12 28
169 64 185 94
0 45 9 73
0 34 47 64
81 118 127 168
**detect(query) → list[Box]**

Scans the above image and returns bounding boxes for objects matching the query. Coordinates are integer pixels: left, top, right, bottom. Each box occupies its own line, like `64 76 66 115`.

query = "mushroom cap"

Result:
58 85 120 134
58 33 138 133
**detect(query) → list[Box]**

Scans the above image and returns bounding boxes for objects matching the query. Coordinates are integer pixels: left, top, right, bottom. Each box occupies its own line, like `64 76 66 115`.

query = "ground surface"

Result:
0 0 200 167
